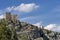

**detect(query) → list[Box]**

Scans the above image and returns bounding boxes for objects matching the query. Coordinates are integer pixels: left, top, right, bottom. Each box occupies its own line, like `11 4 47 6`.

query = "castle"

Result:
5 12 21 30
5 12 17 23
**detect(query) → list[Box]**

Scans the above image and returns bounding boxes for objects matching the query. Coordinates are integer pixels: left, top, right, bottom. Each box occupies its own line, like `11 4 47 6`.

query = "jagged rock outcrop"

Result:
16 22 60 40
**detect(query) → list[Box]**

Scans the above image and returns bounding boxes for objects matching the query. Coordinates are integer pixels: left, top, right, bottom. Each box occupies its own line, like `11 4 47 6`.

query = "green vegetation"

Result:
18 33 29 40
0 19 12 40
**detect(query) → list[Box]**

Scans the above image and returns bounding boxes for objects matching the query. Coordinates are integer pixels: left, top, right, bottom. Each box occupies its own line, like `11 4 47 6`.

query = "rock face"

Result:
16 22 60 40
1 12 60 40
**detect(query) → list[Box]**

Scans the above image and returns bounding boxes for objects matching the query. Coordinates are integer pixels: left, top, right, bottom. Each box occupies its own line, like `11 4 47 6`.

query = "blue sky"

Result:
0 0 60 32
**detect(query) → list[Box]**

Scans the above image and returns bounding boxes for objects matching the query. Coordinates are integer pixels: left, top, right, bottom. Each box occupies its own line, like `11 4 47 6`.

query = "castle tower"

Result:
5 12 12 21
11 14 17 23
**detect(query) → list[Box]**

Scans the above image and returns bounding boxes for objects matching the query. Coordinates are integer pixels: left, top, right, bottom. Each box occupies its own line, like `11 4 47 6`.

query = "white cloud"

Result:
20 16 37 24
33 22 43 28
6 3 39 12
20 16 36 21
14 3 39 12
44 24 60 32
20 15 46 24
0 15 5 19
6 7 14 12
44 24 56 30
20 15 46 22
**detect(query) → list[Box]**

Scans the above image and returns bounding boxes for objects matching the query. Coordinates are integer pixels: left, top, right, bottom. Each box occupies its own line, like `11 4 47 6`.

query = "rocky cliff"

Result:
16 22 60 40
